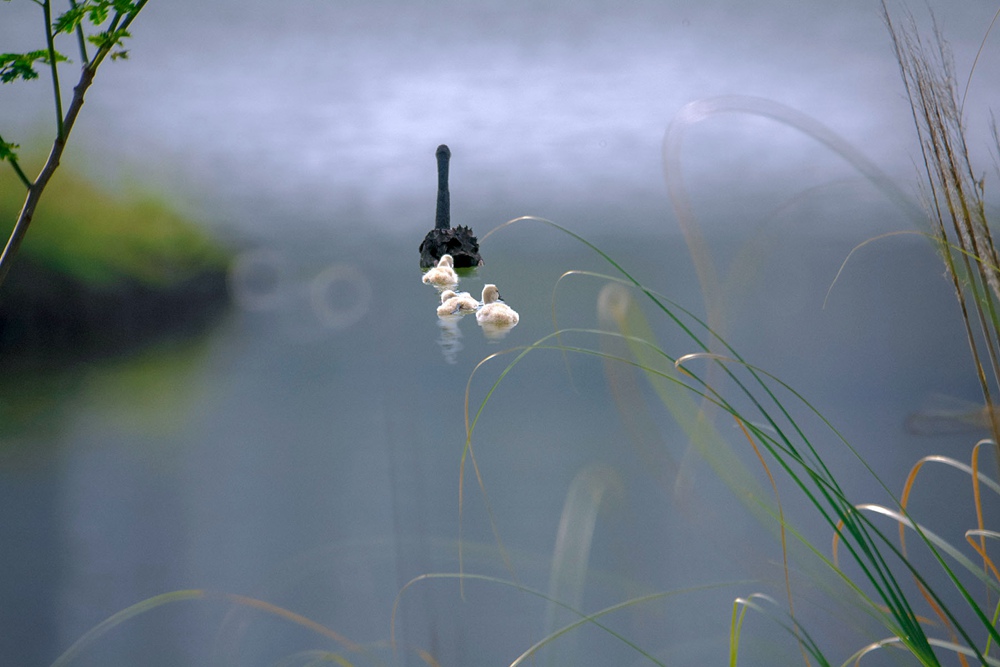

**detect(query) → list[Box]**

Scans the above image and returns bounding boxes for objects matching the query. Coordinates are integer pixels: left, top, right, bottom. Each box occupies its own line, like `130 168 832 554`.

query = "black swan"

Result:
418 145 484 268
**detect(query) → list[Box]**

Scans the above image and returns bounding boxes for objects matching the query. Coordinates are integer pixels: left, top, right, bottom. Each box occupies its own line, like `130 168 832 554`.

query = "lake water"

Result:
1 1 999 665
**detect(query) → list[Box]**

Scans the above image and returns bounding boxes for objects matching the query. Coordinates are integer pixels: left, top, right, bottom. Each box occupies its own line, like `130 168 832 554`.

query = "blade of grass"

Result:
392 572 741 666
49 590 368 667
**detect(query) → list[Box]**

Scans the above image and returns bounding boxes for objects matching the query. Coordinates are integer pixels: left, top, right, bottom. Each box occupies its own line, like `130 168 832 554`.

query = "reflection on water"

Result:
435 314 464 365
476 319 518 342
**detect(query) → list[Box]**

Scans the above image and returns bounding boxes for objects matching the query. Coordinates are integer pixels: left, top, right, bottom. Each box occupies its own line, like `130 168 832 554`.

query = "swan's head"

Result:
437 254 455 268
481 284 501 304
439 290 458 302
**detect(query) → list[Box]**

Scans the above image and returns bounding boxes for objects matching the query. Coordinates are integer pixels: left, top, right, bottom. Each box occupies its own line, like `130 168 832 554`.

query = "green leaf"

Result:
53 5 87 34
86 28 131 52
0 139 20 163
55 0 142 33
86 4 108 25
112 0 140 13
0 50 66 83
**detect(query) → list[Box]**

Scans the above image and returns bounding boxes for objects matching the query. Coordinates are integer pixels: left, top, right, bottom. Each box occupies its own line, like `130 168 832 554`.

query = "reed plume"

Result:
884 3 1000 472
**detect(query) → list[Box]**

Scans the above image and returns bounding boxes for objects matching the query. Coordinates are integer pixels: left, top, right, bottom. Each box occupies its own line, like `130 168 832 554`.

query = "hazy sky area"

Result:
1 1 998 236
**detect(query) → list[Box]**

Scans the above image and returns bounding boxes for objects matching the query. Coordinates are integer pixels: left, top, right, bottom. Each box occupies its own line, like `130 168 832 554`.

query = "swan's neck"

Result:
435 144 451 230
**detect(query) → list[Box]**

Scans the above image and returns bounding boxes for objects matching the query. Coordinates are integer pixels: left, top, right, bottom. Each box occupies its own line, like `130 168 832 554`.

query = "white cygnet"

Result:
476 284 519 326
436 289 479 316
422 254 459 286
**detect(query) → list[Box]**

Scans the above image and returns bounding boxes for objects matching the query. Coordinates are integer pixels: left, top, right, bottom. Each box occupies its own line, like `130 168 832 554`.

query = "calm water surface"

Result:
1 0 998 665
0 221 983 665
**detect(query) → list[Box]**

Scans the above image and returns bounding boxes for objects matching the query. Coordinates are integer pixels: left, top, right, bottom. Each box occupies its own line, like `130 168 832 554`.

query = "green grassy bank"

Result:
0 167 231 360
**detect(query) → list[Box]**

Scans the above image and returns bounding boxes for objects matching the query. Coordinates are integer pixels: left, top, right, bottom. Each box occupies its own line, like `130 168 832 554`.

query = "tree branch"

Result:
0 64 97 287
41 0 65 140
0 1 150 289
0 134 32 189
68 0 90 63
6 159 33 191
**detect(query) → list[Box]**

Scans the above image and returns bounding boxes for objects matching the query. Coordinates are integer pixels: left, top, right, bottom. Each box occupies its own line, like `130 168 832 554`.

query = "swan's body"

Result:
475 284 519 326
422 254 458 287
436 289 479 316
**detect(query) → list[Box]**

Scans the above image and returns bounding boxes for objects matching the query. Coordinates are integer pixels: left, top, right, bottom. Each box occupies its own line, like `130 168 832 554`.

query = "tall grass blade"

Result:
542 463 622 667
49 590 367 667
393 572 738 666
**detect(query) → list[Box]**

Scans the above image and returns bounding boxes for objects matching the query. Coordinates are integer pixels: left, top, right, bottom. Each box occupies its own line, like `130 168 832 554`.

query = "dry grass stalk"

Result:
884 3 1000 468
